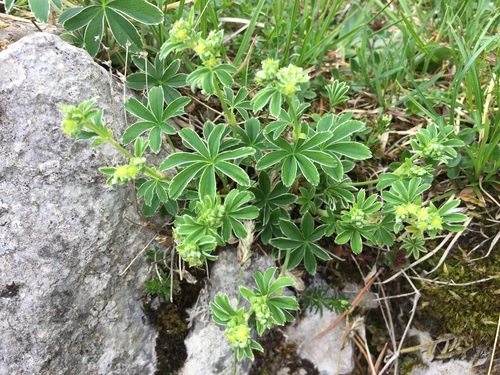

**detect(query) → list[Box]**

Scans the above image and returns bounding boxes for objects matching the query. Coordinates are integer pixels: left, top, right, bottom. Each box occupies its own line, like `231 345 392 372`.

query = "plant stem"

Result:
350 179 380 187
144 167 170 181
279 250 291 278
286 95 301 142
83 121 170 181
212 75 238 134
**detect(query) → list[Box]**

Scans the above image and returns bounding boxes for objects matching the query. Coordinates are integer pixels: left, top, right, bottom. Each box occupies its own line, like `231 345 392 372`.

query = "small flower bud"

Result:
276 64 309 96
225 320 251 349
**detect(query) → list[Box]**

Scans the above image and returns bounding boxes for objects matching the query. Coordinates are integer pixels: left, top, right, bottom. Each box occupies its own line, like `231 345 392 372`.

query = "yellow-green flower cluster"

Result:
255 58 280 85
169 15 223 68
408 164 431 178
250 295 273 330
60 103 85 138
111 157 146 185
169 18 195 44
395 203 443 234
394 159 433 179
255 60 309 96
225 319 252 349
347 207 368 228
177 241 204 267
276 64 309 96
197 199 225 228
422 142 445 159
192 31 223 67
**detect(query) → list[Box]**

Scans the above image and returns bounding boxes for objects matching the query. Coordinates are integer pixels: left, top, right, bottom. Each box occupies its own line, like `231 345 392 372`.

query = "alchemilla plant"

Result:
59 6 469 364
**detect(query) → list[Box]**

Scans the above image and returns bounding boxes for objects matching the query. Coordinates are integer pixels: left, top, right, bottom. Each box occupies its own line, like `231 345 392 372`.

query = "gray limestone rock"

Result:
285 276 354 375
0 33 156 374
180 250 276 375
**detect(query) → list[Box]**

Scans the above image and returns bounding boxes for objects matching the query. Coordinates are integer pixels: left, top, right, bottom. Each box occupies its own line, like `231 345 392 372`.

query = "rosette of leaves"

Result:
381 178 467 258
381 177 431 232
314 112 372 181
174 190 258 251
220 190 259 241
126 56 187 103
240 267 298 335
58 0 163 57
335 189 383 254
160 123 254 199
256 122 339 187
410 122 464 164
186 63 237 96
249 171 297 243
174 194 225 246
123 86 190 153
270 212 331 274
210 295 263 361
236 118 268 161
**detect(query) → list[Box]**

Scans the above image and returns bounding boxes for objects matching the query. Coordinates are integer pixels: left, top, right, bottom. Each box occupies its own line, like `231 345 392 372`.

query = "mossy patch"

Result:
142 268 205 374
250 329 318 375
418 228 500 345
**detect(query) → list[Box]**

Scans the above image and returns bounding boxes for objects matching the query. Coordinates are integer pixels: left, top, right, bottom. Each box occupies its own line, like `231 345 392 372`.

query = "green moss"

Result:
419 243 500 345
250 329 318 375
142 268 205 375
400 360 426 375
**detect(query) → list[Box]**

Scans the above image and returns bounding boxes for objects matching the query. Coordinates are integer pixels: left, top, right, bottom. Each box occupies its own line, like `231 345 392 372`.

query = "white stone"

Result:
285 277 355 375
0 33 156 374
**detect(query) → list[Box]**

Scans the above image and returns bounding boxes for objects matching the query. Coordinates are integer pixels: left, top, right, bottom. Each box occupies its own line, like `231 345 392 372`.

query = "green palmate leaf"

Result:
136 179 170 206
167 162 206 199
270 213 330 274
160 125 254 200
29 0 50 23
297 186 320 215
295 154 319 184
214 64 236 86
382 178 431 209
84 13 104 58
312 113 370 179
214 161 252 186
282 156 298 186
124 87 189 153
252 87 281 113
326 80 350 108
249 171 296 227
122 122 155 143
105 8 142 52
256 125 335 187
59 6 92 26
59 0 163 57
326 142 371 160
199 165 216 199
149 125 161 150
178 127 211 158
107 0 164 24
124 97 156 122
127 57 187 103
221 190 259 241
226 87 252 120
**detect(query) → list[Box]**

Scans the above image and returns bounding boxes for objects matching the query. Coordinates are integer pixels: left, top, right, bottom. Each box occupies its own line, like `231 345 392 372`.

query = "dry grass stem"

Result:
425 216 473 276
315 268 382 339
379 271 420 374
488 314 500 375
381 231 454 284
